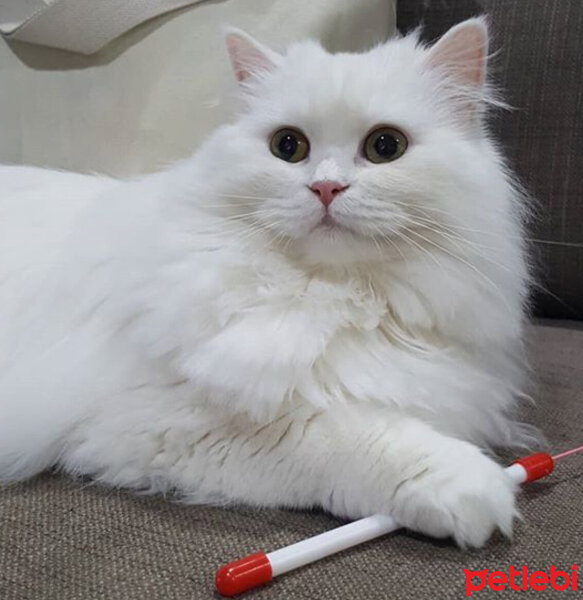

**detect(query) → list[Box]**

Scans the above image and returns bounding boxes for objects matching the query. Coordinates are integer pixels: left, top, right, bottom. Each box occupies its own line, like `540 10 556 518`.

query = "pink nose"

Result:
309 180 349 208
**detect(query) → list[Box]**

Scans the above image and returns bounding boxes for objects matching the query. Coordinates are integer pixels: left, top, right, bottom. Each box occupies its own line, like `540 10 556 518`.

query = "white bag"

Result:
0 0 396 175
0 0 218 55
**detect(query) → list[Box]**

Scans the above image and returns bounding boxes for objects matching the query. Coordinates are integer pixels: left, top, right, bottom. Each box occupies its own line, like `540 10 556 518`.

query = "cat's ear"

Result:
426 18 489 89
224 28 281 83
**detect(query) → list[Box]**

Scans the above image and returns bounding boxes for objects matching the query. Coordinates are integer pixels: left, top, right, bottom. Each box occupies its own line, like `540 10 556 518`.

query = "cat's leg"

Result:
63 397 517 548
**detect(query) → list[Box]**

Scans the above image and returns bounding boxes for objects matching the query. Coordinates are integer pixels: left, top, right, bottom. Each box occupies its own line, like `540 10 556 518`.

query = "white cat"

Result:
0 18 534 548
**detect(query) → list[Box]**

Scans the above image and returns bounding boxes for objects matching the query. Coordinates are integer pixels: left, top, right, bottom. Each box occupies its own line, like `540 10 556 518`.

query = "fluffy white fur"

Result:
0 19 534 547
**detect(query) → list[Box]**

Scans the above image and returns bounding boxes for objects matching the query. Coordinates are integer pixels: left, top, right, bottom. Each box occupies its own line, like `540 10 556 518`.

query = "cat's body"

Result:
0 19 533 547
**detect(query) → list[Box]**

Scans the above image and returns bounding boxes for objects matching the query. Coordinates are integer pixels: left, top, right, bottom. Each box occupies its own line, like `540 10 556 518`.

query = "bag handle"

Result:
0 0 205 55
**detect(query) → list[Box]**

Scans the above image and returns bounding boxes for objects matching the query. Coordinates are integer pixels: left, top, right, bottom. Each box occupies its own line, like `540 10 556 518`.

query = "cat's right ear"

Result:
224 28 281 83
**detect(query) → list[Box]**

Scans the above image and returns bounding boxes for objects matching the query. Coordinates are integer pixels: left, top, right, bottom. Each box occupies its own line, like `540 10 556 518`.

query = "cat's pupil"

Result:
278 134 298 158
374 134 398 157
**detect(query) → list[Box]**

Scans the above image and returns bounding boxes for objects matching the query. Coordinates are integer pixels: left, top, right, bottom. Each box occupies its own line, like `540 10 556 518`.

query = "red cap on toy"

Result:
215 551 272 597
514 452 554 483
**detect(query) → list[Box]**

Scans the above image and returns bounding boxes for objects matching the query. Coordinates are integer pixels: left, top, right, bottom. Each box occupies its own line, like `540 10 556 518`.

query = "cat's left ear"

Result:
224 28 282 83
426 18 489 89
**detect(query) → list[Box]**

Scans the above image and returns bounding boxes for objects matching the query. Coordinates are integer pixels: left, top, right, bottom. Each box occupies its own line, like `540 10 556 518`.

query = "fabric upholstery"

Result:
397 0 583 319
0 0 396 176
1 322 582 599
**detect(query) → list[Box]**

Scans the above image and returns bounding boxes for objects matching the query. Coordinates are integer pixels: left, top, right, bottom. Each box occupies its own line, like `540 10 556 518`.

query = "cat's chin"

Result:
312 218 353 236
290 227 388 266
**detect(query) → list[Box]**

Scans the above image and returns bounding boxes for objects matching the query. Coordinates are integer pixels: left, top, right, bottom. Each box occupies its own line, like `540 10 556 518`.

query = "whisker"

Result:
391 197 509 218
216 192 283 202
405 218 514 274
401 213 581 251
403 226 511 309
368 225 385 260
526 239 583 249
393 228 451 280
371 225 408 264
195 203 261 208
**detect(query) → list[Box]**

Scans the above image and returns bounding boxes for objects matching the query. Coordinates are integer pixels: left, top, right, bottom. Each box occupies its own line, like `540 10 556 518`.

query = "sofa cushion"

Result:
1 322 582 599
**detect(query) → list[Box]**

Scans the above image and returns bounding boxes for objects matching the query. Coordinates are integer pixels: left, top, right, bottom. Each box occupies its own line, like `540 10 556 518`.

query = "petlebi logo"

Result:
464 565 579 597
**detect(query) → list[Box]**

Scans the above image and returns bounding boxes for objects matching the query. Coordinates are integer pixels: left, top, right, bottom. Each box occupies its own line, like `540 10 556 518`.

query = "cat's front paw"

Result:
389 444 519 548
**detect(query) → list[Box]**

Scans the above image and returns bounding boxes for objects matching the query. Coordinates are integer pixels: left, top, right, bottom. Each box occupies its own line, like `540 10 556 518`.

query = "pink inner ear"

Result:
236 69 250 82
428 21 488 87
225 31 277 83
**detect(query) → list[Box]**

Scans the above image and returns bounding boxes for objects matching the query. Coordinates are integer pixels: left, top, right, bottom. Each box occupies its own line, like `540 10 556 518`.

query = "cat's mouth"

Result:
315 213 351 233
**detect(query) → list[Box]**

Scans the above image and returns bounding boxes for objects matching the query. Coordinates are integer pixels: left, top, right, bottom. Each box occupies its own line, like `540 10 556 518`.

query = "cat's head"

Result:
202 19 508 266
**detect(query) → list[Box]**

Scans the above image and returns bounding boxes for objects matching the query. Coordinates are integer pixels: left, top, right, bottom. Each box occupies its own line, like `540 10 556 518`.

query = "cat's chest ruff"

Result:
253 266 394 333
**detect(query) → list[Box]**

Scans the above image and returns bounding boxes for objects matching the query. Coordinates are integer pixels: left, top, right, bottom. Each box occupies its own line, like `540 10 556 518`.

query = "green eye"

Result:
270 128 310 163
364 126 408 163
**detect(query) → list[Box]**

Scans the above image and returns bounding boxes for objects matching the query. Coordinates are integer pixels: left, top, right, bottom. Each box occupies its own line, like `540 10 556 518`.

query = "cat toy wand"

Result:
215 445 583 597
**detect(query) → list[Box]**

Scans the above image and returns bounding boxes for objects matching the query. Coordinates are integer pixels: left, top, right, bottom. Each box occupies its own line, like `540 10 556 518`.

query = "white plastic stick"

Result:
216 460 539 596
268 513 398 576
269 463 527 577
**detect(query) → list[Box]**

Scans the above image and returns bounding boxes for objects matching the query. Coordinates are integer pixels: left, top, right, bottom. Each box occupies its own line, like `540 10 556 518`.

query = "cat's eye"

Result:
270 128 310 163
363 126 408 164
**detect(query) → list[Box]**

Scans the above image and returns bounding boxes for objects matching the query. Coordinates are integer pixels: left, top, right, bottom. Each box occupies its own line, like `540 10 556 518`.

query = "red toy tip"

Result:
215 552 272 597
514 452 554 483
